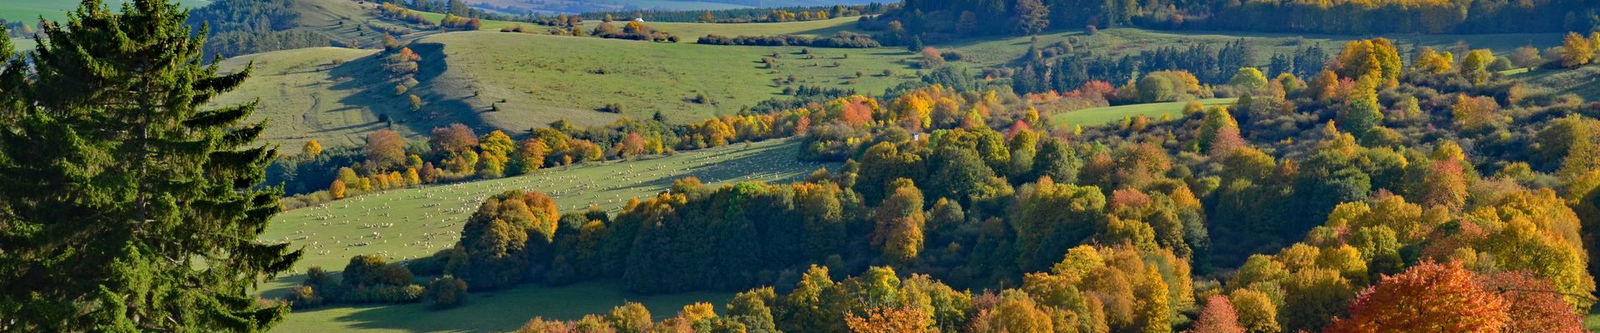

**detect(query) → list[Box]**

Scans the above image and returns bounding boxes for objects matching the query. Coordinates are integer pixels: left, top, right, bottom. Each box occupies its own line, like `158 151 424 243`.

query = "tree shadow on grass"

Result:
325 42 495 140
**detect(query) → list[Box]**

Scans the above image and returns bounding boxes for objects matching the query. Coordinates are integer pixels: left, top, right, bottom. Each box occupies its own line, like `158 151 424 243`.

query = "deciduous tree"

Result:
1325 261 1509 333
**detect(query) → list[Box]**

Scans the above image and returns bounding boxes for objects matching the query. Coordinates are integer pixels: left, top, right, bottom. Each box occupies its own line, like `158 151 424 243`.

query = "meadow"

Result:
260 139 829 287
411 31 914 128
262 139 824 330
1515 65 1600 101
273 281 734 332
0 0 209 25
1052 98 1236 128
209 47 386 155
596 16 866 38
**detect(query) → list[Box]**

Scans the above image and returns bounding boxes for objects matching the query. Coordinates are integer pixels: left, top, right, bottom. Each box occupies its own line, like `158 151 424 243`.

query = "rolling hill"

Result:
407 31 914 129
210 47 390 155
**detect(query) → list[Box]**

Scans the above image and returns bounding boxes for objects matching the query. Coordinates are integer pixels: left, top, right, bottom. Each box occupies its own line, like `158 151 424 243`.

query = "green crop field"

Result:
0 0 208 25
411 31 914 128
259 138 829 289
273 281 733 332
210 47 388 155
1053 98 1236 128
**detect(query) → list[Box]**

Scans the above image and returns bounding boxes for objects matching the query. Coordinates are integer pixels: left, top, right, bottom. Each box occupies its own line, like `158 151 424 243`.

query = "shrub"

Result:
289 285 325 309
425 277 469 309
340 284 425 304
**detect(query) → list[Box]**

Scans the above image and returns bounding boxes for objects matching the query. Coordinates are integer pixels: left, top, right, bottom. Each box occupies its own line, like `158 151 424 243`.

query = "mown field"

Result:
1053 98 1236 128
273 281 734 332
412 31 914 128
210 47 388 155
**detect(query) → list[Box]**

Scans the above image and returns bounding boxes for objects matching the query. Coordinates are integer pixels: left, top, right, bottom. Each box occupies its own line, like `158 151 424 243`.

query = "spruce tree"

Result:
0 0 299 330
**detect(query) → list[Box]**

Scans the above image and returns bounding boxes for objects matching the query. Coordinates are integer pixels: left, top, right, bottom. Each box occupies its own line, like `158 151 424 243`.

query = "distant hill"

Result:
466 0 876 16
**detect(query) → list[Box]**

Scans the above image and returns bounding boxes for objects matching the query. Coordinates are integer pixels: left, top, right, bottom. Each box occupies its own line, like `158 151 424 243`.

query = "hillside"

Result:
260 139 826 284
408 31 913 128
465 0 873 15
210 47 389 155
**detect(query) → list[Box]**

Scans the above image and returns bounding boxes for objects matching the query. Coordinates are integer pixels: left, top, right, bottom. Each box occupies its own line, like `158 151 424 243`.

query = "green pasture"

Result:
1514 64 1600 101
274 281 733 332
0 0 208 26
412 31 913 129
260 139 828 290
1053 98 1236 128
210 47 386 155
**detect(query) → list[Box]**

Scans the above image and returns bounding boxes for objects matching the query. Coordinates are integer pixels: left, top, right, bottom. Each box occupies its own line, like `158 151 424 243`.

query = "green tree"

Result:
0 1 300 330
1459 49 1494 85
1137 74 1177 102
1031 137 1080 183
1340 73 1384 135
1013 0 1050 35
1230 67 1269 93
452 190 560 289
424 276 468 309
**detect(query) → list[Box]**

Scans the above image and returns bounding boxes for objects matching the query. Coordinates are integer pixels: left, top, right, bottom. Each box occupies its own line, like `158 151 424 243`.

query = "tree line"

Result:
697 32 881 48
186 0 339 58
572 4 892 23
859 0 1600 44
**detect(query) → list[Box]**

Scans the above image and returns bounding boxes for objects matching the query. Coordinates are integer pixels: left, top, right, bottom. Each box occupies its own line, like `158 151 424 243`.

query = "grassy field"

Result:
260 138 827 285
411 31 914 128
1514 64 1600 100
419 11 867 38
210 47 390 155
0 0 209 25
1053 98 1236 128
263 139 822 331
943 28 1564 68
610 16 866 38
274 281 733 332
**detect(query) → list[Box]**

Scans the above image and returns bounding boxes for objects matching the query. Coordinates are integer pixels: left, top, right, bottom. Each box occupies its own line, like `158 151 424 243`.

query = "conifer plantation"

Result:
4 0 1600 331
